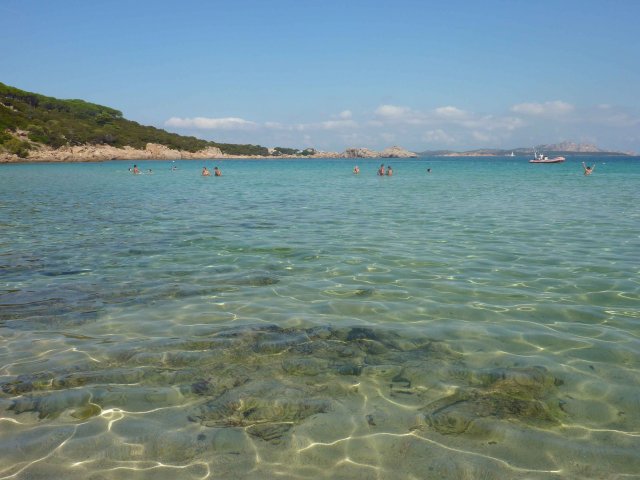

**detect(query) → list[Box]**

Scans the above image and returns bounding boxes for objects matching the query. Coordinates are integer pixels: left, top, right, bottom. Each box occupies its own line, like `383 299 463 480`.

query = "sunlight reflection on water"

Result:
1 157 639 478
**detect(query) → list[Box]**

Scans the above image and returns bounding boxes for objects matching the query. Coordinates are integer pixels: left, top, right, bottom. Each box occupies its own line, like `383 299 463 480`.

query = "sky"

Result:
2 0 639 153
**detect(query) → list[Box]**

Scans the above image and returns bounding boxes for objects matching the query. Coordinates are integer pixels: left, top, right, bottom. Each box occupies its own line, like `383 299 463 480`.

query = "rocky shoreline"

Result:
0 143 418 163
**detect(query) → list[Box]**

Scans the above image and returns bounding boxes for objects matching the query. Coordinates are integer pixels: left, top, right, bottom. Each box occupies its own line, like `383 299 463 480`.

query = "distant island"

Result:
419 142 635 157
0 82 634 163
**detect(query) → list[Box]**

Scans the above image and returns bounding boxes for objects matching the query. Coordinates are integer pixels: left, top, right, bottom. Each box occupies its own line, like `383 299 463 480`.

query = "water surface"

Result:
1 157 639 479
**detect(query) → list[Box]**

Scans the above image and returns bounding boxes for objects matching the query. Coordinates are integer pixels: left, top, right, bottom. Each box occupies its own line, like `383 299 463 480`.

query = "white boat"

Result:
529 149 565 164
509 151 515 157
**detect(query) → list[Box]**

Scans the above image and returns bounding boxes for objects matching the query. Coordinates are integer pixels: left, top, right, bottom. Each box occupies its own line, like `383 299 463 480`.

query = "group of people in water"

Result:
353 164 395 175
201 166 222 176
129 164 222 176
352 163 594 176
353 164 432 175
129 165 153 174
130 162 595 177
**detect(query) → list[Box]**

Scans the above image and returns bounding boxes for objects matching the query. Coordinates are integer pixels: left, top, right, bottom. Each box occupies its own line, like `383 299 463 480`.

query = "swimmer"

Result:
377 164 385 176
427 168 431 173
386 165 393 176
202 166 211 176
582 162 595 176
353 165 360 174
147 169 153 174
132 164 140 174
214 166 222 176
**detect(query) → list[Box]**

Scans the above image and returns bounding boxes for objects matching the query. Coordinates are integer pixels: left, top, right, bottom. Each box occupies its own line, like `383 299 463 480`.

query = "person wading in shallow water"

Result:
214 166 222 176
377 164 385 176
582 162 595 176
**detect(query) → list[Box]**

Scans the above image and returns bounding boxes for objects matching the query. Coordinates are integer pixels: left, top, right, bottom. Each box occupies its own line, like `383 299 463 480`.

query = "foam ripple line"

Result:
0 425 77 479
88 460 210 479
373 386 424 410
298 431 563 474
558 423 640 437
336 456 381 471
0 348 59 374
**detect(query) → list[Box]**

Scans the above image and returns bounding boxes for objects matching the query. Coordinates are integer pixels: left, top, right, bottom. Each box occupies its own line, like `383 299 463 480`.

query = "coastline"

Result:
0 143 419 164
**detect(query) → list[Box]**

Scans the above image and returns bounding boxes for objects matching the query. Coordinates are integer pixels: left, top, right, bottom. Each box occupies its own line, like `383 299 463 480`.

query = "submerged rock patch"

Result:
1 324 565 443
417 366 563 435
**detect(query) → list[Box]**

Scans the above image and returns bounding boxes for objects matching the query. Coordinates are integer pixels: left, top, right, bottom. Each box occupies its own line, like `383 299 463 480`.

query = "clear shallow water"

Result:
1 156 639 479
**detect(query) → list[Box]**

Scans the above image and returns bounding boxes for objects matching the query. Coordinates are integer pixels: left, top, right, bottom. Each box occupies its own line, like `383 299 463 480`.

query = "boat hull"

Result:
529 157 565 164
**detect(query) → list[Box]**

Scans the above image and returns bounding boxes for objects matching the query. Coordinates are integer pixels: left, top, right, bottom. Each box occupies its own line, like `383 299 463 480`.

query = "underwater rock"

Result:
246 422 293 443
10 389 92 419
191 379 217 396
419 366 563 435
1 372 54 395
226 271 280 286
346 327 380 342
70 402 102 420
254 331 310 354
189 381 330 429
362 364 403 379
2 323 564 446
282 357 329 376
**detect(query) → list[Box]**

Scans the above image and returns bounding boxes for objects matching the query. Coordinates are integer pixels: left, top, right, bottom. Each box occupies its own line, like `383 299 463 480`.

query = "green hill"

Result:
0 82 269 157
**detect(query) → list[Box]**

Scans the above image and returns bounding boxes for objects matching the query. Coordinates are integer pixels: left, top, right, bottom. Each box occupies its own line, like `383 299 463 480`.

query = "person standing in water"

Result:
582 162 595 176
202 167 211 176
377 164 385 176
353 165 360 174
214 166 222 176
386 165 393 176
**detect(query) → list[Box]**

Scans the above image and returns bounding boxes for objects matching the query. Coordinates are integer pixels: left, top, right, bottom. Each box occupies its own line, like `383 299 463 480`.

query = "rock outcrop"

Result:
0 142 419 163
341 146 417 158
0 143 224 163
342 147 380 158
380 146 418 158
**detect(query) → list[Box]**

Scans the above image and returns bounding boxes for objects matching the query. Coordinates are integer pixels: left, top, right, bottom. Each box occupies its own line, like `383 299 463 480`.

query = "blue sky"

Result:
2 0 639 152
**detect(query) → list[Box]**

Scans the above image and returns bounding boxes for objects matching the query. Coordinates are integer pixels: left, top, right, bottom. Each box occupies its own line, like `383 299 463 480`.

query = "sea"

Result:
1 156 639 479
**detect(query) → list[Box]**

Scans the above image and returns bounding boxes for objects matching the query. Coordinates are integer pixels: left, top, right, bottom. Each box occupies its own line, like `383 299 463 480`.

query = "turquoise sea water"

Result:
1 156 639 479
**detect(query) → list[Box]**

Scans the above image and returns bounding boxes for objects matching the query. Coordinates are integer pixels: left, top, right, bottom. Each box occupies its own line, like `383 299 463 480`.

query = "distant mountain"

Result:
541 142 604 153
0 82 270 158
419 143 633 157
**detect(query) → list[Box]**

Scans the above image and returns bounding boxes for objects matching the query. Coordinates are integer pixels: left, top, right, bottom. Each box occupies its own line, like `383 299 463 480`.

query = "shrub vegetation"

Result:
0 82 271 156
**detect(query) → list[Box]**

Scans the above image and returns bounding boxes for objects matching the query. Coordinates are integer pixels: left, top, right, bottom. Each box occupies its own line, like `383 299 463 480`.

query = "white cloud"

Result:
162 100 638 152
422 129 455 144
510 100 574 116
591 105 640 127
375 104 412 119
471 131 491 142
264 122 306 131
374 104 427 125
320 119 358 130
465 115 525 131
434 106 469 119
165 116 257 130
380 132 396 143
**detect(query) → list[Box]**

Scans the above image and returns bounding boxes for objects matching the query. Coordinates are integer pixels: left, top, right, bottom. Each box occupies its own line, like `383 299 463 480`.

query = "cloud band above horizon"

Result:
163 101 638 152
